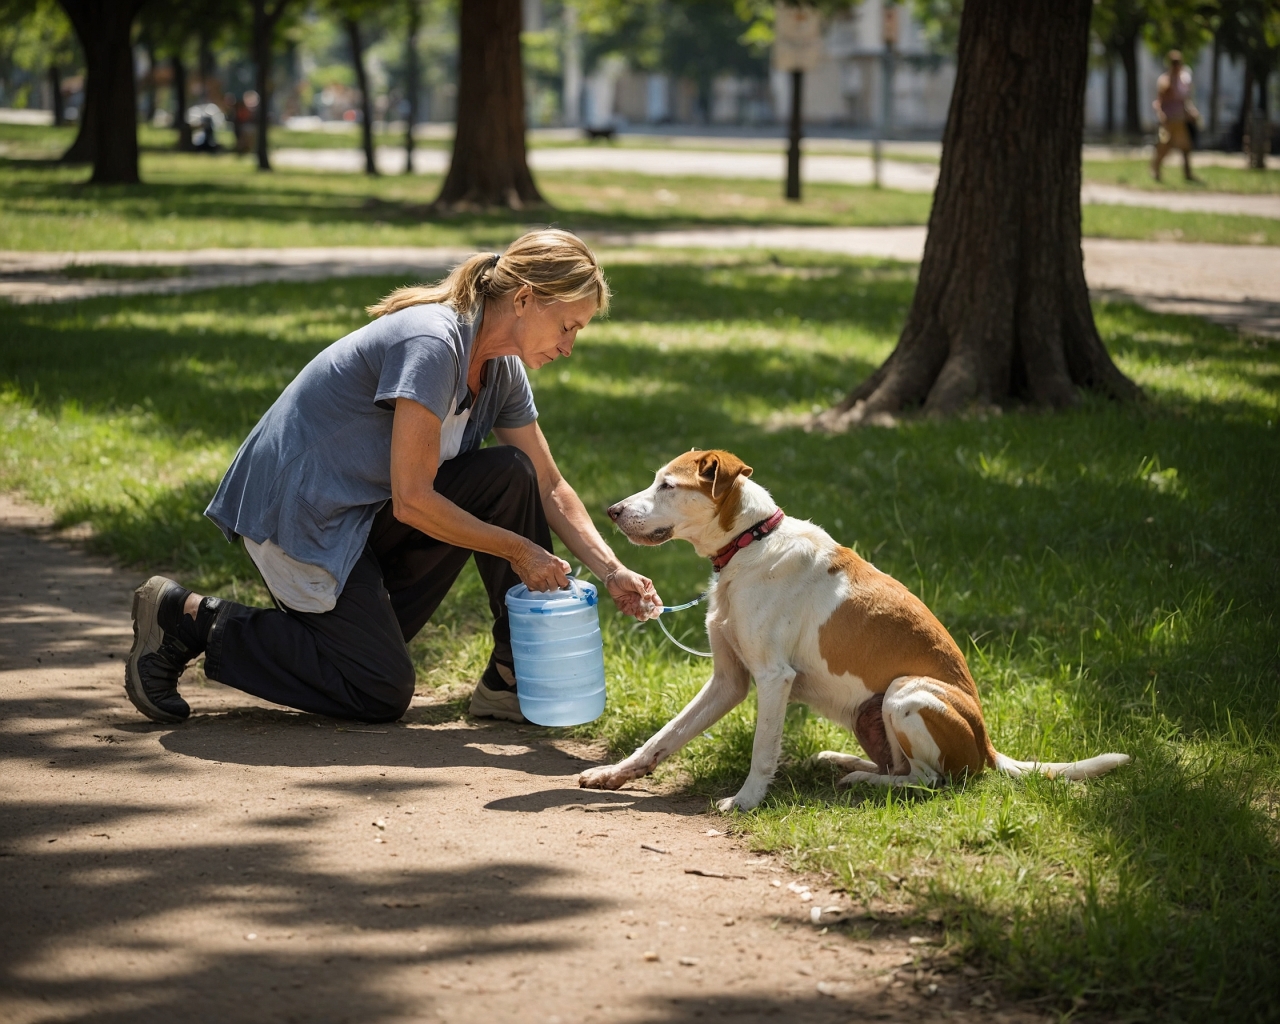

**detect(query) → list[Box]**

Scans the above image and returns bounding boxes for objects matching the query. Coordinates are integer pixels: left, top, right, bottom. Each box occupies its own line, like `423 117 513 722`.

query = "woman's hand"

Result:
511 540 573 592
605 566 661 621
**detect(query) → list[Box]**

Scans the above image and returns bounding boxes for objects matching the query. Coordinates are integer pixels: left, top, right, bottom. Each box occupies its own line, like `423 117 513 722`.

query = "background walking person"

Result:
1152 50 1200 183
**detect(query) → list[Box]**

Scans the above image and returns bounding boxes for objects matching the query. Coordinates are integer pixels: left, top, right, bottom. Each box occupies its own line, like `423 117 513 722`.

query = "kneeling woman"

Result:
125 229 659 725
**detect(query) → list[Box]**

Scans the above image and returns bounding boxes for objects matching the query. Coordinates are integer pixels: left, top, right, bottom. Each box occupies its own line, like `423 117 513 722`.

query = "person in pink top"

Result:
1152 50 1200 183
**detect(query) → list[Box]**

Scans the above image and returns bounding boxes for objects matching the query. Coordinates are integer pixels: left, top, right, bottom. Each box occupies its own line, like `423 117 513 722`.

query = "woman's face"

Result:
509 288 598 369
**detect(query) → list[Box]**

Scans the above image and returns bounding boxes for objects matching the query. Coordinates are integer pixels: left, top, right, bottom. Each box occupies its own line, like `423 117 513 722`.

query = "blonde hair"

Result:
367 228 611 320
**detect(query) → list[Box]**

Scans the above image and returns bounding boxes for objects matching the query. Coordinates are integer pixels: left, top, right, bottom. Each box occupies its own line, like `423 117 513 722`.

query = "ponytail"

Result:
367 228 610 320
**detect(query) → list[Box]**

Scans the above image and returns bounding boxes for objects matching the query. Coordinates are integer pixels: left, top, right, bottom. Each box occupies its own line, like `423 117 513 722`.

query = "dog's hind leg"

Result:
836 766 940 789
812 751 880 774
717 664 796 813
579 650 750 792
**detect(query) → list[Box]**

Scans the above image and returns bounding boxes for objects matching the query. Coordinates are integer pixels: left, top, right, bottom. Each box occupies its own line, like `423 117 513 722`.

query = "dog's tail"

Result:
993 750 1130 781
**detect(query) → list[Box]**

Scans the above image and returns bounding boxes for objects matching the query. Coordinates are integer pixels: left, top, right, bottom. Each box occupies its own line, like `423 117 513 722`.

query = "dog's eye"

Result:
658 481 673 490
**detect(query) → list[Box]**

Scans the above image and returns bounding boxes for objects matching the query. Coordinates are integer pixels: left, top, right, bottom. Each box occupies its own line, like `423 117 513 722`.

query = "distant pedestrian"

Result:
1151 50 1200 183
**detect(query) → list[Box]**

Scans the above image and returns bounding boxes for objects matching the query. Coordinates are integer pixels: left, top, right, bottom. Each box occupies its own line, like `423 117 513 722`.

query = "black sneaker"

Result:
125 576 196 723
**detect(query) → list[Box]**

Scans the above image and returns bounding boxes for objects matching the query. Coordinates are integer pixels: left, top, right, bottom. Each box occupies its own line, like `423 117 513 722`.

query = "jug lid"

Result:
506 579 598 613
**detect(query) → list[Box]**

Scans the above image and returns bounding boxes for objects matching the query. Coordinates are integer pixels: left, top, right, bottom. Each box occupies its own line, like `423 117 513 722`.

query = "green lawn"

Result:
4 139 1280 249
1 252 1277 1021
1084 157 1280 194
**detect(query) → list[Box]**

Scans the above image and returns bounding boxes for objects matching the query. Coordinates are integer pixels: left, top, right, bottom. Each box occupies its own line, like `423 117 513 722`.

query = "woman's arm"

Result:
494 421 661 619
390 399 571 591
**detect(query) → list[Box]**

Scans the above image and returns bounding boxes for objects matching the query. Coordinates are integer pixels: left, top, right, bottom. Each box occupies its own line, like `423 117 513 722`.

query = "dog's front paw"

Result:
578 764 631 790
716 790 764 813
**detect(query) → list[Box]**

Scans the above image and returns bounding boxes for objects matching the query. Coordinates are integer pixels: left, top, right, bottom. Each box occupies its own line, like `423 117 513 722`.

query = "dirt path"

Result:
7 233 1277 339
0 495 1044 1024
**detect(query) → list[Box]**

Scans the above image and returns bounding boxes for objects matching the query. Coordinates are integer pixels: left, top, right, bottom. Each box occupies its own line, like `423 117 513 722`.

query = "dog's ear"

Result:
697 451 753 500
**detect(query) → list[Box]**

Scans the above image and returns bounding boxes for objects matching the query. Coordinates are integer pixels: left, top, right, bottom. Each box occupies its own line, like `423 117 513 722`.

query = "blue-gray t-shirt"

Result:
205 302 538 595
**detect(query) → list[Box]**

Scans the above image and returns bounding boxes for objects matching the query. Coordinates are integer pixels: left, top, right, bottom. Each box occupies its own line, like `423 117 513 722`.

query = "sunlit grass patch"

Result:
1 253 1277 1019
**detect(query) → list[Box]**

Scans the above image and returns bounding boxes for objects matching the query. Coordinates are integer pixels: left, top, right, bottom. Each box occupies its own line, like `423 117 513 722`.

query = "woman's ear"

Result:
511 284 533 317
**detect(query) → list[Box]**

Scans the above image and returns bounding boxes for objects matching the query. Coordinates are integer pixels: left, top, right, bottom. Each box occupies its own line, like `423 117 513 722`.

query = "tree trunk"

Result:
1104 54 1115 135
1208 35 1220 135
345 17 378 176
1120 28 1140 138
251 0 288 172
404 0 420 174
819 0 1138 427
435 0 543 209
143 36 157 123
173 53 193 150
58 0 142 182
49 64 65 126
198 31 213 99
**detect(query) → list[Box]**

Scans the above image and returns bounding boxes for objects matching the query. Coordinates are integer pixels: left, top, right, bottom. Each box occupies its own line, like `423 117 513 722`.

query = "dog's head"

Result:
607 449 755 554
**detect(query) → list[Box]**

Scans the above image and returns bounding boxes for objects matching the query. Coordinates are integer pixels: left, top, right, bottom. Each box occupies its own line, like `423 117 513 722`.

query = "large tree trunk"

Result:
345 17 378 176
819 0 1137 428
58 0 141 182
435 0 543 209
404 0 420 174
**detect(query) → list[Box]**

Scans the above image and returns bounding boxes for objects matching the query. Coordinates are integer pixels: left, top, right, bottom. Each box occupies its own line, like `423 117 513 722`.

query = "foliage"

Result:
0 0 77 79
909 0 964 54
1 254 1278 1020
578 0 769 95
1214 0 1280 82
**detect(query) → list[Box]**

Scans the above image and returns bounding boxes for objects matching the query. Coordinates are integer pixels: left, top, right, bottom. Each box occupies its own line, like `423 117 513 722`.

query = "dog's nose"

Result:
607 502 624 522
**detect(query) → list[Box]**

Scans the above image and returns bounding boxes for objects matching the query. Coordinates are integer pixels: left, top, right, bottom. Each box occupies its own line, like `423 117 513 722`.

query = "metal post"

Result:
786 68 803 200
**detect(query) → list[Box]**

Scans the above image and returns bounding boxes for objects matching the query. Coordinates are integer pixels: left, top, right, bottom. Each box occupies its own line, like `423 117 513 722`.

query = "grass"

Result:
4 137 1280 250
1084 157 1280 194
2 253 1279 1021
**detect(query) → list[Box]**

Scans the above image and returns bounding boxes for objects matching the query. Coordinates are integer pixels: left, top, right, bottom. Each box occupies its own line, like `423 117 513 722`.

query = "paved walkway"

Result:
5 233 1278 338
0 493 1035 1024
269 145 1280 220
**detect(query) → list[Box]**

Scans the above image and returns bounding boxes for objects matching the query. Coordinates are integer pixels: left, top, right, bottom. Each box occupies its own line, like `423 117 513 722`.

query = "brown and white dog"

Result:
580 449 1129 812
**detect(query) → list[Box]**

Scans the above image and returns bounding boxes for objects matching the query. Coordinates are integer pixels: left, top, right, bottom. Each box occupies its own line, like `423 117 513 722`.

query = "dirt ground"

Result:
0 494 1048 1024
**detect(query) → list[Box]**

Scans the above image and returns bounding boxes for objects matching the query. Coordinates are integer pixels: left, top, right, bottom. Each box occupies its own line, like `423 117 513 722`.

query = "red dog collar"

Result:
711 509 785 572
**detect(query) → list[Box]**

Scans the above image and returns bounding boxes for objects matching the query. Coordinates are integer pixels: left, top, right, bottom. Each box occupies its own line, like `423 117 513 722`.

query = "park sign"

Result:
772 4 825 74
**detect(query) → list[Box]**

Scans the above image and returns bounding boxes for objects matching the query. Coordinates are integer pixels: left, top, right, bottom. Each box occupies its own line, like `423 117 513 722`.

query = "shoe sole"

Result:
124 577 188 724
468 684 526 723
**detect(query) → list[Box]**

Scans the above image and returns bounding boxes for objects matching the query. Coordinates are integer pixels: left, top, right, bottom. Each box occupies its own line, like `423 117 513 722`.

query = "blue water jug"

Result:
505 579 607 727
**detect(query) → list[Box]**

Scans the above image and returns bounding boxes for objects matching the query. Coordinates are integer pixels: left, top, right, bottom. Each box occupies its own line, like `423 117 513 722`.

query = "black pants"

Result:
203 446 552 722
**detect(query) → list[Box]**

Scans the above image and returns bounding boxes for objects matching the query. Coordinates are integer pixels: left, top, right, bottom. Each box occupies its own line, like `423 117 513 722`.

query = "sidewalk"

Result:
269 146 1280 220
5 233 1277 338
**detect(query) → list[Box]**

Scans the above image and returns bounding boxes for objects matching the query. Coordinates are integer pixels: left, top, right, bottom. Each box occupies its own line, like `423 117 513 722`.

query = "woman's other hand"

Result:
512 541 572 592
606 566 661 621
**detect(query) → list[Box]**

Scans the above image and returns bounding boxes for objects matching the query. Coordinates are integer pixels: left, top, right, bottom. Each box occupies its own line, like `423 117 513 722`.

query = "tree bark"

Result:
173 53 193 150
435 0 543 209
345 17 378 176
404 0 420 174
251 0 289 171
58 0 142 182
820 0 1138 427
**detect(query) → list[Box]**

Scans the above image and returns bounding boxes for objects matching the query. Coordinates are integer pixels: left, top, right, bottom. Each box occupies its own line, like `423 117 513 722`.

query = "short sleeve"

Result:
494 359 538 428
374 336 459 421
